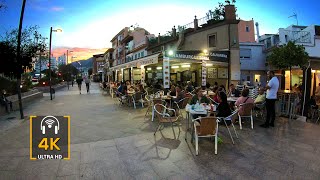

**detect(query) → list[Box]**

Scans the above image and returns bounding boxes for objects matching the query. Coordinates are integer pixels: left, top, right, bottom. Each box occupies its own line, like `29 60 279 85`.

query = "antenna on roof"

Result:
288 11 298 25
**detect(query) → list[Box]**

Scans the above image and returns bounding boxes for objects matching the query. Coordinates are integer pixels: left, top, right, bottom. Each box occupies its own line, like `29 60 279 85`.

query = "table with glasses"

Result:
185 103 217 140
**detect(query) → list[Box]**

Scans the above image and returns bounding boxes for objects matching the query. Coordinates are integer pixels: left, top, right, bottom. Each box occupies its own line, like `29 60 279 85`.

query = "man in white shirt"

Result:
260 71 279 128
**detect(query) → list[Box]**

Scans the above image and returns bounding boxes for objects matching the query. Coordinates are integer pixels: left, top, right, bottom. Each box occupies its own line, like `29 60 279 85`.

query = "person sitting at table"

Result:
189 87 210 105
189 87 210 119
117 82 125 95
227 84 240 97
127 86 135 94
206 82 211 90
169 85 176 96
219 85 226 94
173 85 184 103
154 80 162 90
137 84 146 94
216 91 232 125
185 81 194 93
235 88 254 115
211 86 221 104
254 88 266 104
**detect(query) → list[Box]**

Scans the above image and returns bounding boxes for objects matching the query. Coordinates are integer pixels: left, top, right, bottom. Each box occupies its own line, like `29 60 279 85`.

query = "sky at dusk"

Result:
0 0 319 60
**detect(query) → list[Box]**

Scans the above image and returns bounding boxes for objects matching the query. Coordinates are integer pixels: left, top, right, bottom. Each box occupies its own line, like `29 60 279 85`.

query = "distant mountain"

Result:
71 57 93 68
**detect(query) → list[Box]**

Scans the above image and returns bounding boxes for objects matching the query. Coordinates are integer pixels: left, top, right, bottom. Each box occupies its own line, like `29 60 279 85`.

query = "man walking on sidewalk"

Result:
76 76 83 94
0 90 13 113
85 77 91 93
260 71 279 128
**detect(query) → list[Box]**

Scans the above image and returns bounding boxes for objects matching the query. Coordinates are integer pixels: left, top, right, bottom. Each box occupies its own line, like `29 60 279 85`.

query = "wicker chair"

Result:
238 103 255 129
173 97 190 120
144 94 153 120
116 92 127 106
192 117 219 155
131 92 144 109
153 104 181 139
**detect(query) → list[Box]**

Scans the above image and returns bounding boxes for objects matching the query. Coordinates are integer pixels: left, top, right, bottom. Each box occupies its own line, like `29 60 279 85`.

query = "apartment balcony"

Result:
134 39 147 49
283 30 312 44
121 34 133 44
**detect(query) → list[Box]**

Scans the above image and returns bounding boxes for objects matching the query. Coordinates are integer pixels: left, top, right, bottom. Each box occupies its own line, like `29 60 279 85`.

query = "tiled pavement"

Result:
0 83 320 180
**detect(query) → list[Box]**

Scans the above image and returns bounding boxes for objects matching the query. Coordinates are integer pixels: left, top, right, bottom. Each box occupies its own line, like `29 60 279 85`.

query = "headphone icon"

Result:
40 116 60 135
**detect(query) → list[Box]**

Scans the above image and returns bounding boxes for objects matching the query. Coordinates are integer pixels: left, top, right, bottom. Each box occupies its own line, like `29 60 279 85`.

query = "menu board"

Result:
218 68 228 79
133 68 141 81
207 68 217 79
163 57 170 88
201 60 207 86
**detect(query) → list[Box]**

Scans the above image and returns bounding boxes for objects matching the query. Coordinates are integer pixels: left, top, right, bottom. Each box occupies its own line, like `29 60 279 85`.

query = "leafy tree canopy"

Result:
0 26 48 77
267 41 309 69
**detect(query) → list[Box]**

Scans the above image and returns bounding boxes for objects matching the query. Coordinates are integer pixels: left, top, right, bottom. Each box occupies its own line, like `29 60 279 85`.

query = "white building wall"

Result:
240 43 266 71
305 38 320 57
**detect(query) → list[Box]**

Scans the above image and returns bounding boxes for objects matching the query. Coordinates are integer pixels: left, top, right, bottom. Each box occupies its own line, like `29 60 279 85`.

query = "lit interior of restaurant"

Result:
143 60 229 87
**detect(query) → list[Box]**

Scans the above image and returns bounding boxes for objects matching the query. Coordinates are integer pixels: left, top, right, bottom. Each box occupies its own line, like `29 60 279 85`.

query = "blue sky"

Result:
0 0 319 49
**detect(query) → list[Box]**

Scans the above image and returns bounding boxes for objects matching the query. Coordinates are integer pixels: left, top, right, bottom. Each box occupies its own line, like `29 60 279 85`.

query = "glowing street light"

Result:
168 50 174 56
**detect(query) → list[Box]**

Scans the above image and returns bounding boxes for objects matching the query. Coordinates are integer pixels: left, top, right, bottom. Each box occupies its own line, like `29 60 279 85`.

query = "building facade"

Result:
238 19 255 43
108 4 241 89
50 57 58 70
92 54 105 81
259 24 320 91
239 42 266 86
58 55 67 66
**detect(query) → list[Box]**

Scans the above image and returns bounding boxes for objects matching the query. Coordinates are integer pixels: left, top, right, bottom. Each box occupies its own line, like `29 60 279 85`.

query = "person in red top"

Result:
235 88 254 115
212 86 221 104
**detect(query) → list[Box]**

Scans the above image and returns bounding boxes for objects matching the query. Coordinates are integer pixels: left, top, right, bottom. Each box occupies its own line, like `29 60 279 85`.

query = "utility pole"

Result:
16 0 27 119
49 27 53 100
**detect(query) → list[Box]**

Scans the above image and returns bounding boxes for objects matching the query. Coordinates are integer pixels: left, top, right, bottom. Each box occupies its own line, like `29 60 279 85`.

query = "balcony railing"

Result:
283 30 312 43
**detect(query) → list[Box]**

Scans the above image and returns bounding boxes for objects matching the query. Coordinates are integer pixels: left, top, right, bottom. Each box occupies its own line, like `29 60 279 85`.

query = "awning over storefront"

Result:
136 53 160 67
109 53 160 71
164 50 230 62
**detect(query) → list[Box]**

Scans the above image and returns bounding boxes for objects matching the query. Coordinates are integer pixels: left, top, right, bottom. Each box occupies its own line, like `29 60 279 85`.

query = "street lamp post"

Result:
48 27 62 100
16 0 27 119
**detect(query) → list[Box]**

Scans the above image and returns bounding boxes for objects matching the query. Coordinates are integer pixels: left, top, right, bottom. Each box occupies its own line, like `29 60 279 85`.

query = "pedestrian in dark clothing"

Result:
0 90 13 113
85 77 90 93
71 79 74 87
216 91 232 125
76 77 83 94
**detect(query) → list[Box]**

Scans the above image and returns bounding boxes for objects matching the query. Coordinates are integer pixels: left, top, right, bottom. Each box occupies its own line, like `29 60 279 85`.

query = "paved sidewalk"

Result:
0 83 320 179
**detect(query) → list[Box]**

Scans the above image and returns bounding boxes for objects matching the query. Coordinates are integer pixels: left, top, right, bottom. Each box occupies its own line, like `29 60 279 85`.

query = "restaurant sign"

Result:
165 50 229 62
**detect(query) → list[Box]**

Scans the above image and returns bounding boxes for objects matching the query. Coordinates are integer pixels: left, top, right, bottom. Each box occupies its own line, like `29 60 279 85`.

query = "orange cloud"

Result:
52 47 108 63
